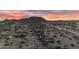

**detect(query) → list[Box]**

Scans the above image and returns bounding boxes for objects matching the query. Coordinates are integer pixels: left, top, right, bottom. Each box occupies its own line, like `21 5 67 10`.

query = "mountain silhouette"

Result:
28 17 46 23
2 17 47 23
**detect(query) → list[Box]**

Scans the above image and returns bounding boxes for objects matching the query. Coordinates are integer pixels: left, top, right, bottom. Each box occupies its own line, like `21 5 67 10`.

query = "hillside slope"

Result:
0 17 79 49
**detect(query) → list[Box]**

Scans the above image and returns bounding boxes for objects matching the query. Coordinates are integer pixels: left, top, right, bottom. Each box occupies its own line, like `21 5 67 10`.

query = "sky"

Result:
0 10 79 21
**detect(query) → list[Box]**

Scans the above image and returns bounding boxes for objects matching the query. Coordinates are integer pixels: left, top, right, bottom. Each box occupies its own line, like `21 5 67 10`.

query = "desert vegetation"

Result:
0 17 79 49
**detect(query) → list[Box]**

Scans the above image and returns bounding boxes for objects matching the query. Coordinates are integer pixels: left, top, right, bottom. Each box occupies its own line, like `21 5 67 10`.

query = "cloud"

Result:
0 10 79 21
0 10 51 20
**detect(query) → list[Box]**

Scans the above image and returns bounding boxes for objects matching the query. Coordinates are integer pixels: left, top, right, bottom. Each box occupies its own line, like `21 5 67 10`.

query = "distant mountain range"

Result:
2 16 79 22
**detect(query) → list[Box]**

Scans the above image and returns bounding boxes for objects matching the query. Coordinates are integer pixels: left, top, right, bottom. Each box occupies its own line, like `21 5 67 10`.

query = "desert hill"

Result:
0 17 79 49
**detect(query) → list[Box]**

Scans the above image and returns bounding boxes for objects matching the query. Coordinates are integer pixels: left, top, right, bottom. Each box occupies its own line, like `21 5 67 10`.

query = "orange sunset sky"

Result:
0 10 79 21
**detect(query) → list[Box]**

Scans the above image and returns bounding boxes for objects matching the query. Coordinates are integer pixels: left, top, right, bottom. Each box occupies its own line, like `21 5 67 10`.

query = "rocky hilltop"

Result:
0 17 79 49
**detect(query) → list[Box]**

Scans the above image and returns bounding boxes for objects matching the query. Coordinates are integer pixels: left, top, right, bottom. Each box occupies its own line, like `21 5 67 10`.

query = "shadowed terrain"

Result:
0 17 79 49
